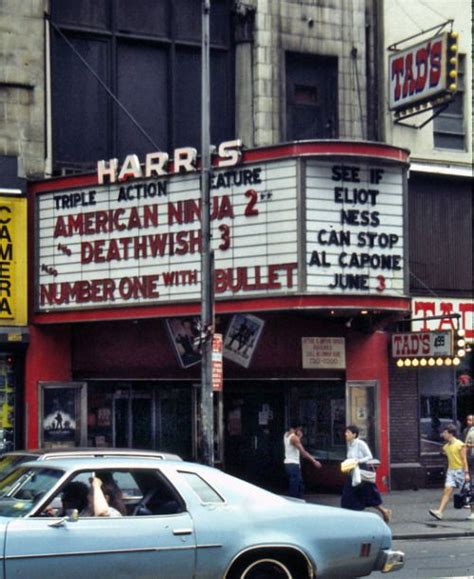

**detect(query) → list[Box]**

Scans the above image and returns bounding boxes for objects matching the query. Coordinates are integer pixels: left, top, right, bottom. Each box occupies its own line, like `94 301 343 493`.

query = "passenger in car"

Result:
81 475 126 517
60 481 89 516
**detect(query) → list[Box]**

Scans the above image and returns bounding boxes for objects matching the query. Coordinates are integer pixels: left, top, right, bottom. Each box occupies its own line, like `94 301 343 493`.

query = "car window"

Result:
0 454 33 482
178 471 225 504
0 467 64 518
39 468 183 518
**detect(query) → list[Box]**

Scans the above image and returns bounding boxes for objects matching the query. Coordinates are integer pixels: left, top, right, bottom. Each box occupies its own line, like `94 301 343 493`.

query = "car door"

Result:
4 511 196 579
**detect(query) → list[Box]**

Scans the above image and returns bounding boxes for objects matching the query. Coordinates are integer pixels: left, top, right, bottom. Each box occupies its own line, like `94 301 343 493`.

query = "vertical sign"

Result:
212 333 223 391
0 195 27 324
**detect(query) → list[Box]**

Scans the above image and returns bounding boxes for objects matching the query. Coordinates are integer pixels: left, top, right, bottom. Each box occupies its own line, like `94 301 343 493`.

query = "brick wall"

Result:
389 362 419 462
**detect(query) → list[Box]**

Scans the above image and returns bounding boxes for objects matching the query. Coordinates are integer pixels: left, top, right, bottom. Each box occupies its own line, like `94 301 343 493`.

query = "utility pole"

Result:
200 0 214 467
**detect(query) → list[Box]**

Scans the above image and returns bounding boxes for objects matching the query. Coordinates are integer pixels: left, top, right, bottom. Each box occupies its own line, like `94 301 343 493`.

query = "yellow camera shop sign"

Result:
0 195 27 324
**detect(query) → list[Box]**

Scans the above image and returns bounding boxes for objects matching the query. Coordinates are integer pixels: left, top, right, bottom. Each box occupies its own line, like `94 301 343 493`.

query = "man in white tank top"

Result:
284 423 322 498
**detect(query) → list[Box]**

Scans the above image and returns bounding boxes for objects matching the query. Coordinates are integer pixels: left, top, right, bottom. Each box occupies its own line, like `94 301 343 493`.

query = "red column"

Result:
346 331 390 492
24 325 72 448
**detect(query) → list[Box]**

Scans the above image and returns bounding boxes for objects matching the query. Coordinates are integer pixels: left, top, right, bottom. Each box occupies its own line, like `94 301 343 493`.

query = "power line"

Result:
46 15 161 153
393 0 424 31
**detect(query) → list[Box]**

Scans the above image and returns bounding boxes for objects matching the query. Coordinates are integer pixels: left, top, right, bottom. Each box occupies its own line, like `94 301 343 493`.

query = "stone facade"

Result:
0 0 45 179
235 0 373 146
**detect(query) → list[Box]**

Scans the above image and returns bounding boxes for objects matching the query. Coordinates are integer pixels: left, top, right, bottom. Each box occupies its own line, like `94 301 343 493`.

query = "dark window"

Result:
50 0 234 174
433 55 466 150
286 52 338 140
408 174 472 295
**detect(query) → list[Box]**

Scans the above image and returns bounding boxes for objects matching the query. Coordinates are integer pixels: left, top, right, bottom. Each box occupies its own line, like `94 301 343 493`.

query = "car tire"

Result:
230 556 295 579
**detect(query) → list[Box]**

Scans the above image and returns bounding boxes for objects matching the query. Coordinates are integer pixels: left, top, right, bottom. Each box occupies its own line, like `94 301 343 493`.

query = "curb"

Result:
393 530 474 540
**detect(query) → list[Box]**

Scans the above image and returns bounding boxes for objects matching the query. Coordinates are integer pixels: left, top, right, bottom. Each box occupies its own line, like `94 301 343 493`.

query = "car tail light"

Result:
360 543 372 557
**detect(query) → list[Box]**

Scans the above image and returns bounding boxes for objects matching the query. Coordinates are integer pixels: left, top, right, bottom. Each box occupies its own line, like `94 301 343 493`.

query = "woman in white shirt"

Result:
341 425 392 523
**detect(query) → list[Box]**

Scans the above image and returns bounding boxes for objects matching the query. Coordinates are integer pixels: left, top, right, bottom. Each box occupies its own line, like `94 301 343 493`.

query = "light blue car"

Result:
0 456 404 578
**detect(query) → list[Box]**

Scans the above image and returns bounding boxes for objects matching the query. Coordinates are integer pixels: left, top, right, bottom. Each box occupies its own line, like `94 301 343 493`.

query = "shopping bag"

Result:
340 458 358 473
453 481 473 509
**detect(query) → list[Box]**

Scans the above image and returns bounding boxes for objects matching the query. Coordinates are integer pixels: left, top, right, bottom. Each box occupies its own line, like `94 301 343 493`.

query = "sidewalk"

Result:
305 488 474 540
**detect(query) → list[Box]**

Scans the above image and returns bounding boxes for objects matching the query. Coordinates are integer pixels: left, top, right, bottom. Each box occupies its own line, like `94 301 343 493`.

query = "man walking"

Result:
428 424 471 520
284 423 321 498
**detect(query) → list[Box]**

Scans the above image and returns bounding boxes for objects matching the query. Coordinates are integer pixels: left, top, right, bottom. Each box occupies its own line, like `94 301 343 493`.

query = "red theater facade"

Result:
26 141 410 491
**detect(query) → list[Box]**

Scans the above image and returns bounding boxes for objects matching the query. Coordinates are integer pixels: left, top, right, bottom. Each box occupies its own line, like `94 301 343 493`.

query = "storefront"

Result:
26 141 411 491
389 297 473 489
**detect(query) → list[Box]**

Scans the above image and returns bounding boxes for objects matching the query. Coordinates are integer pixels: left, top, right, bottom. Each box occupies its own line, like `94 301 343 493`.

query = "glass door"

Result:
113 388 155 449
346 381 379 458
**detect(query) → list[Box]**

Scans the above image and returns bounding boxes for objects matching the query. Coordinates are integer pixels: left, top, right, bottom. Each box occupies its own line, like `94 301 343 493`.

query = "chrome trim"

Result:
381 549 405 573
222 543 315 579
4 545 195 561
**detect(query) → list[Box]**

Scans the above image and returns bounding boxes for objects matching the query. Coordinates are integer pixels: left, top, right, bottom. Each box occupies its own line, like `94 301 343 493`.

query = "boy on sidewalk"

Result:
429 424 472 521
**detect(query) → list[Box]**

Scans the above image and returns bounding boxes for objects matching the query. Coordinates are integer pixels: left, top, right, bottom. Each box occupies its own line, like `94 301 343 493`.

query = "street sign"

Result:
212 333 223 391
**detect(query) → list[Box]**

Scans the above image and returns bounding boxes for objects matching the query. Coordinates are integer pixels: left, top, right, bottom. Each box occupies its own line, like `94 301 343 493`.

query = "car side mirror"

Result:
48 509 79 528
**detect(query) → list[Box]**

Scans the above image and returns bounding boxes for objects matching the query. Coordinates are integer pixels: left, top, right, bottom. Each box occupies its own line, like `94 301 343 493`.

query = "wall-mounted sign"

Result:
37 160 299 311
411 298 473 342
97 140 242 184
34 143 407 313
305 161 405 296
212 333 223 391
388 32 459 112
0 195 27 325
223 314 264 368
392 330 452 358
166 317 201 368
302 337 346 369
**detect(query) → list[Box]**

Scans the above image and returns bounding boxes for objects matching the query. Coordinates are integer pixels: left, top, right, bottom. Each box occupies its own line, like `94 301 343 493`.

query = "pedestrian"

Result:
462 415 474 520
283 423 321 499
341 425 392 523
428 423 471 520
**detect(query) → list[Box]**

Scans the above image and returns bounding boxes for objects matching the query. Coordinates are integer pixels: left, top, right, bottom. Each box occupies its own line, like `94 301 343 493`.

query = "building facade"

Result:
1 0 471 491
382 0 473 488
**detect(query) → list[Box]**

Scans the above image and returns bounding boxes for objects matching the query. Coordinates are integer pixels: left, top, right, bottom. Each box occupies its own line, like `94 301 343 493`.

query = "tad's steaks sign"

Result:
392 331 452 358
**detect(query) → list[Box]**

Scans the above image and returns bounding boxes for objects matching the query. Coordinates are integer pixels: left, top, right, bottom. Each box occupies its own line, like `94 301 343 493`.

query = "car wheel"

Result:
235 557 294 579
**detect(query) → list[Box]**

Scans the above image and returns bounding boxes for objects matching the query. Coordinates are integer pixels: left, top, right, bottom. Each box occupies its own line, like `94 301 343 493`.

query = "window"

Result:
286 52 338 140
39 468 184 517
179 471 224 503
419 367 457 454
50 0 234 174
433 55 466 150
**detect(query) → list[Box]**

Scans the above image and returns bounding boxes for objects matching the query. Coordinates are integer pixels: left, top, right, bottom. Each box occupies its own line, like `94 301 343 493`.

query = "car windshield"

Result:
0 454 33 483
0 466 64 518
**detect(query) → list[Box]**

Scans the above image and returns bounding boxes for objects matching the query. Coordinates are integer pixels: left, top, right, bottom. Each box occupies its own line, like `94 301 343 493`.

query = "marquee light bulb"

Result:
444 358 452 366
404 359 412 367
457 329 465 337
396 359 404 368
436 358 444 366
453 357 461 365
412 359 419 367
420 359 427 367
428 358 435 366
458 349 466 357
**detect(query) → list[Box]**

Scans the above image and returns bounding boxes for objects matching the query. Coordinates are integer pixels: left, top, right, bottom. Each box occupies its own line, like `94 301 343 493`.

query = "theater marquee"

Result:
34 142 409 313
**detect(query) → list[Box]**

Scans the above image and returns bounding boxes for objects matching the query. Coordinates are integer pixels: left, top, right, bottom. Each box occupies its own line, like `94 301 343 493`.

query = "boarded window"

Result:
50 0 234 174
286 53 338 140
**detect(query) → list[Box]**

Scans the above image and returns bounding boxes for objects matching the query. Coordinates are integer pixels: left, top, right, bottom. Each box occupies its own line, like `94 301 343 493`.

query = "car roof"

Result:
1 448 182 461
19 456 188 471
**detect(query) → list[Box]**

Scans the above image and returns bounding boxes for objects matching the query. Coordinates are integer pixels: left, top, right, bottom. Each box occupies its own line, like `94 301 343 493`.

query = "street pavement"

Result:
305 488 474 540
